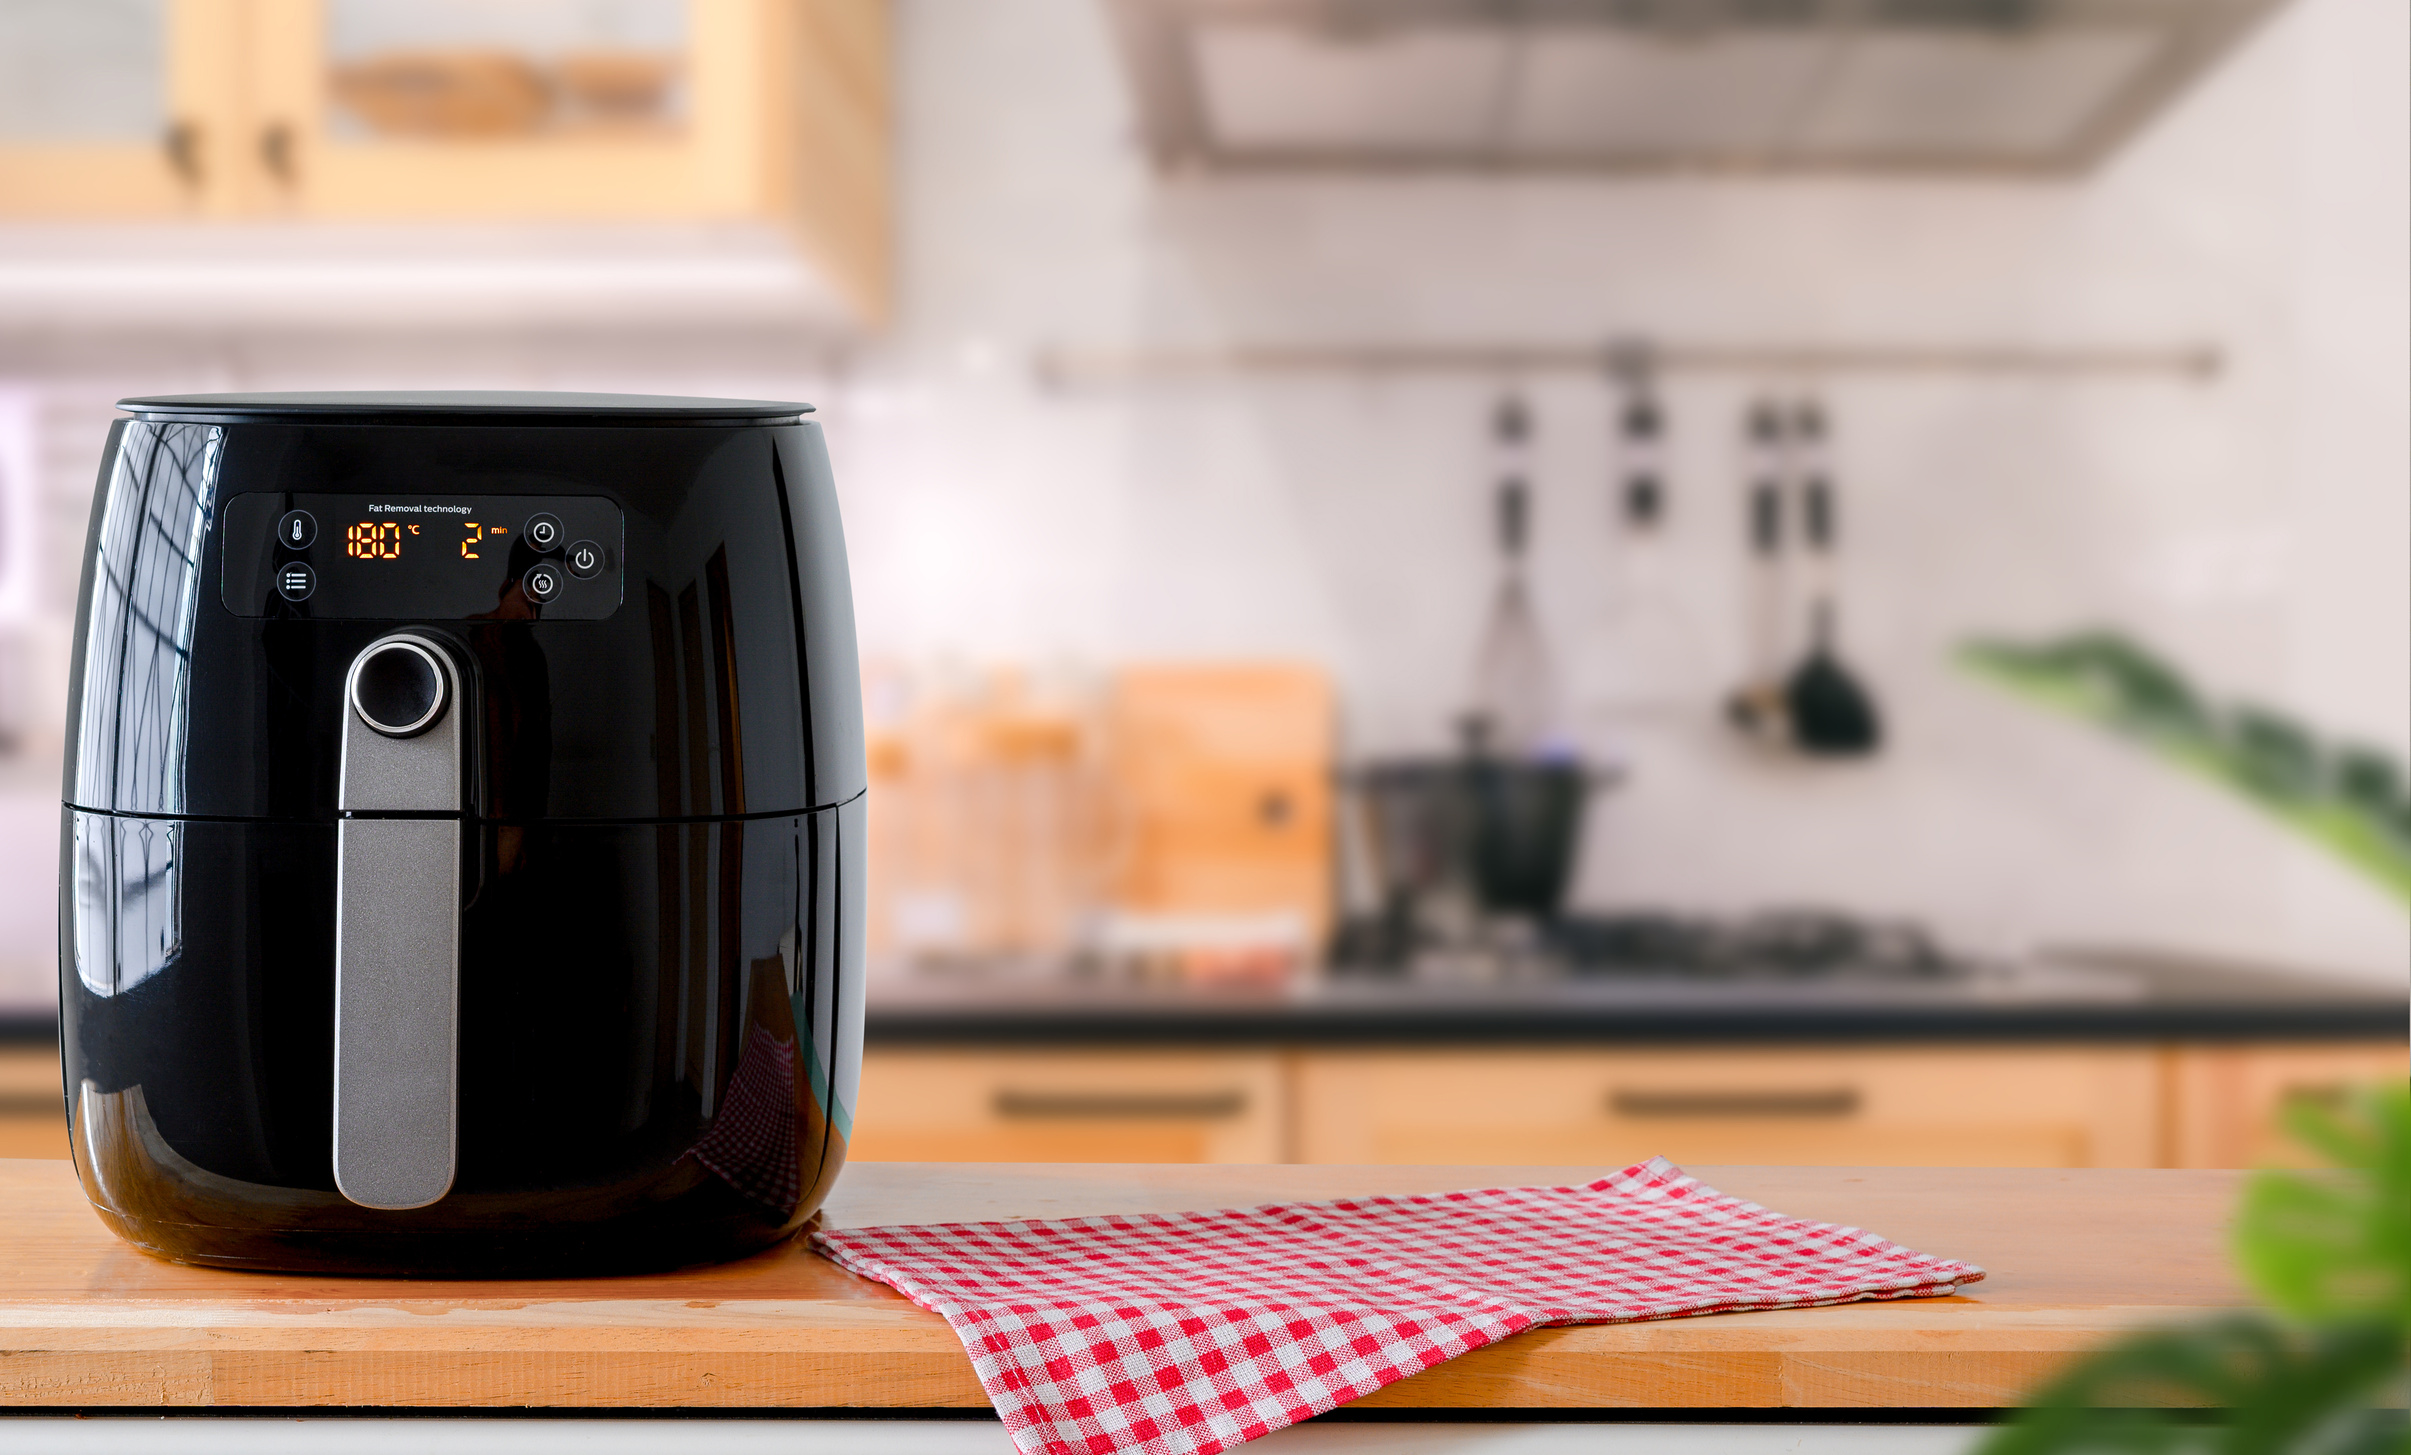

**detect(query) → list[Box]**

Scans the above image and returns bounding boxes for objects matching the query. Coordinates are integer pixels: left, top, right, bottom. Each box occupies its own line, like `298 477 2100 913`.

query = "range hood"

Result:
1103 0 2286 174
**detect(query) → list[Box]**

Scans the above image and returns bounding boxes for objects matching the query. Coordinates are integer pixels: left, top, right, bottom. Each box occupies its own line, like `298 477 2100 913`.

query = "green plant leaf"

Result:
1955 632 2411 906
1978 1315 2405 1455
1986 1082 2411 1453
2235 1085 2411 1326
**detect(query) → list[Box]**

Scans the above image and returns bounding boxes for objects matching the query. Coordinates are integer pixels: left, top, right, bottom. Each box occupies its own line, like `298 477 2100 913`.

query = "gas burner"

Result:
1546 910 1966 980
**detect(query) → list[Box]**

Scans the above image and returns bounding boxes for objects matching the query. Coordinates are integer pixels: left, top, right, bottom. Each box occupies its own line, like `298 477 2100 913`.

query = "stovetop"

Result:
1332 908 1987 984
1544 911 1971 981
858 924 2403 1041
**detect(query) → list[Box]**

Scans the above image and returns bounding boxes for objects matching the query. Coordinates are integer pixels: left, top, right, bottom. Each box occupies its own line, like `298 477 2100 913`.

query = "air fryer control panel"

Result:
219 493 623 619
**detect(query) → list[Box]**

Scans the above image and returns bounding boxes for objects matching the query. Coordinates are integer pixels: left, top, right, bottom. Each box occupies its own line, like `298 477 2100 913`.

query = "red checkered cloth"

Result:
689 1025 801 1213
812 1158 1983 1455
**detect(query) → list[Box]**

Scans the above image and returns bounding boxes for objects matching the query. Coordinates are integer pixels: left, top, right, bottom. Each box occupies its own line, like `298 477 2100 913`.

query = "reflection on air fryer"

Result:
60 393 868 1275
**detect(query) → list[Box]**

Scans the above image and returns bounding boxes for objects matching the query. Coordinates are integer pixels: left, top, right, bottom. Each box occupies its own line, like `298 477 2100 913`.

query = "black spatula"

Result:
1787 465 1881 755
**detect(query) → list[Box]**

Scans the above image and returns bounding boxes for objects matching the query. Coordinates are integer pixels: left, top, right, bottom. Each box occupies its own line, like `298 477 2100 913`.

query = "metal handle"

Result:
1608 1087 1860 1119
993 1089 1248 1121
2277 1082 2351 1110
163 121 201 185
260 122 296 186
334 634 467 1210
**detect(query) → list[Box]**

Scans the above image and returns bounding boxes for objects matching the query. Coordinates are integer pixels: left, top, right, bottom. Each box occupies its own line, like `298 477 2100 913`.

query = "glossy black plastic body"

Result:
59 400 866 1274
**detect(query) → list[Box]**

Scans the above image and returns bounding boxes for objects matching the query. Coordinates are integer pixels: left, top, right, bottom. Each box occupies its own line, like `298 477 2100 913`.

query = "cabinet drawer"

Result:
852 1049 1285 1163
1296 1047 2159 1168
2168 1041 2408 1168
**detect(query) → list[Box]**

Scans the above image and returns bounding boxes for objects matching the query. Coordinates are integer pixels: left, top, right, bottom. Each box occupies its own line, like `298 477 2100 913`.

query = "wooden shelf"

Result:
0 1158 2245 1410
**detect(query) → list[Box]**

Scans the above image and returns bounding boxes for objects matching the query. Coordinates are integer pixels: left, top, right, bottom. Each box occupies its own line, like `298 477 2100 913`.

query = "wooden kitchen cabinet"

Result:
849 1049 1287 1164
2166 1041 2409 1169
10 1035 2396 1170
0 0 890 320
1292 1046 2162 1169
0 0 243 217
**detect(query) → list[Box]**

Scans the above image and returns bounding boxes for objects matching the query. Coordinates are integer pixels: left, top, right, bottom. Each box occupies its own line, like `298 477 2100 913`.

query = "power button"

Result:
565 540 603 579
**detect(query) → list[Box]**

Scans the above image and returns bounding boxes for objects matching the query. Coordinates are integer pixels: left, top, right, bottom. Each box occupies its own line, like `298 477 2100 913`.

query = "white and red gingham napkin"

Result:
812 1157 1984 1455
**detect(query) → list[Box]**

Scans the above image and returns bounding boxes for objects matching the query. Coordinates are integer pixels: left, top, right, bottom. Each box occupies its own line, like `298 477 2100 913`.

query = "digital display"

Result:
220 493 623 620
345 521 403 559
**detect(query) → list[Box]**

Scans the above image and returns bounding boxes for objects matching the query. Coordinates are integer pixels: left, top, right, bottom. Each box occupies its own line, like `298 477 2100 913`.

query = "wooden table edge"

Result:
0 1159 2250 1412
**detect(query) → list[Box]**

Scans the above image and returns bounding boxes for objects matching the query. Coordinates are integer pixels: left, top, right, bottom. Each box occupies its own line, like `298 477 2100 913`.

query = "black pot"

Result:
1352 756 1601 924
1465 758 1591 916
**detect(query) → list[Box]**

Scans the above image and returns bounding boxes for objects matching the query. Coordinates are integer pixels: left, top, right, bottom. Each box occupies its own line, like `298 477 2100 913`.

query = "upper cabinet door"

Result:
245 0 772 219
0 0 889 323
0 0 244 216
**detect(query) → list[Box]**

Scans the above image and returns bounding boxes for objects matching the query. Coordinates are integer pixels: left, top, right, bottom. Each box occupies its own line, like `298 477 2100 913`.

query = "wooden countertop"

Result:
0 1158 2246 1411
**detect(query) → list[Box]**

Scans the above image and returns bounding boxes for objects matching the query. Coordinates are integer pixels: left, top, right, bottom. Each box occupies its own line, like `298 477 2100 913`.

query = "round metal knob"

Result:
348 640 448 738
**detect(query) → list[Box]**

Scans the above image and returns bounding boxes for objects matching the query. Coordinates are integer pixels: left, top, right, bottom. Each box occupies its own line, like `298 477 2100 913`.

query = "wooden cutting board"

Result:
0 1158 2246 1410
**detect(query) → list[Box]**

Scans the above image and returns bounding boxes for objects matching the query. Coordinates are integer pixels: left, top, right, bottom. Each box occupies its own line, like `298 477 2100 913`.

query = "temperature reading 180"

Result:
345 521 406 560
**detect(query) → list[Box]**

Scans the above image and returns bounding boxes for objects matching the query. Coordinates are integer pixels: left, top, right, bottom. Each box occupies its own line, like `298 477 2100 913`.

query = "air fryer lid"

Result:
117 390 814 426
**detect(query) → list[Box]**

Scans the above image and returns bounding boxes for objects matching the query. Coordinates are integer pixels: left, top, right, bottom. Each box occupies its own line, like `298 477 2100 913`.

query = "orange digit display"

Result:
345 521 402 560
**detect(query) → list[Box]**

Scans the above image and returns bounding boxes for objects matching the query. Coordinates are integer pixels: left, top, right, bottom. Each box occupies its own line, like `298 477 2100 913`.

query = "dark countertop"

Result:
865 949 2409 1045
3 950 2399 1050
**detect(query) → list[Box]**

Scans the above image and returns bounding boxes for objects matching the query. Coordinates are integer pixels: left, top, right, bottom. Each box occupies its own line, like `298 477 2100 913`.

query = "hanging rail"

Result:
1033 339 2223 386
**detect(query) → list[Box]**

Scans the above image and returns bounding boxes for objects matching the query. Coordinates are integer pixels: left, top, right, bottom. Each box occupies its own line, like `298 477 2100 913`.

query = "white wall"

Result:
829 0 2409 979
0 0 2401 1004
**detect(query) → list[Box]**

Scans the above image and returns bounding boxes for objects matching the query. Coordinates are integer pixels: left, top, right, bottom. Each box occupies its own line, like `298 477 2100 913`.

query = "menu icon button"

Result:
275 562 315 602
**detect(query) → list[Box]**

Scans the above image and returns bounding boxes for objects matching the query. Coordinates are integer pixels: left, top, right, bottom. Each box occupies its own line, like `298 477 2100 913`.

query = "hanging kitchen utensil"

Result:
1618 385 1666 532
1725 399 1789 740
1468 394 1558 757
1784 402 1882 755
1330 392 1606 960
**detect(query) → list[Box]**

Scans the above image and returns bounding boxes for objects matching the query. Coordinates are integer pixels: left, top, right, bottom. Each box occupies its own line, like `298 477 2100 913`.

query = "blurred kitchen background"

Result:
0 0 2403 1168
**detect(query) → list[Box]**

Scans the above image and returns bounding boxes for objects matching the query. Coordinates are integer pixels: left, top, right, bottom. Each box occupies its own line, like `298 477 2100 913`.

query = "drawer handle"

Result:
993 1090 1247 1121
2278 1082 2352 1109
1610 1087 1860 1119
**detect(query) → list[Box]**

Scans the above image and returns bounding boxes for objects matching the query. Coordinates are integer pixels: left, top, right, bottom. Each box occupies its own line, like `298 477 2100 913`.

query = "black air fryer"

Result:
58 391 865 1275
